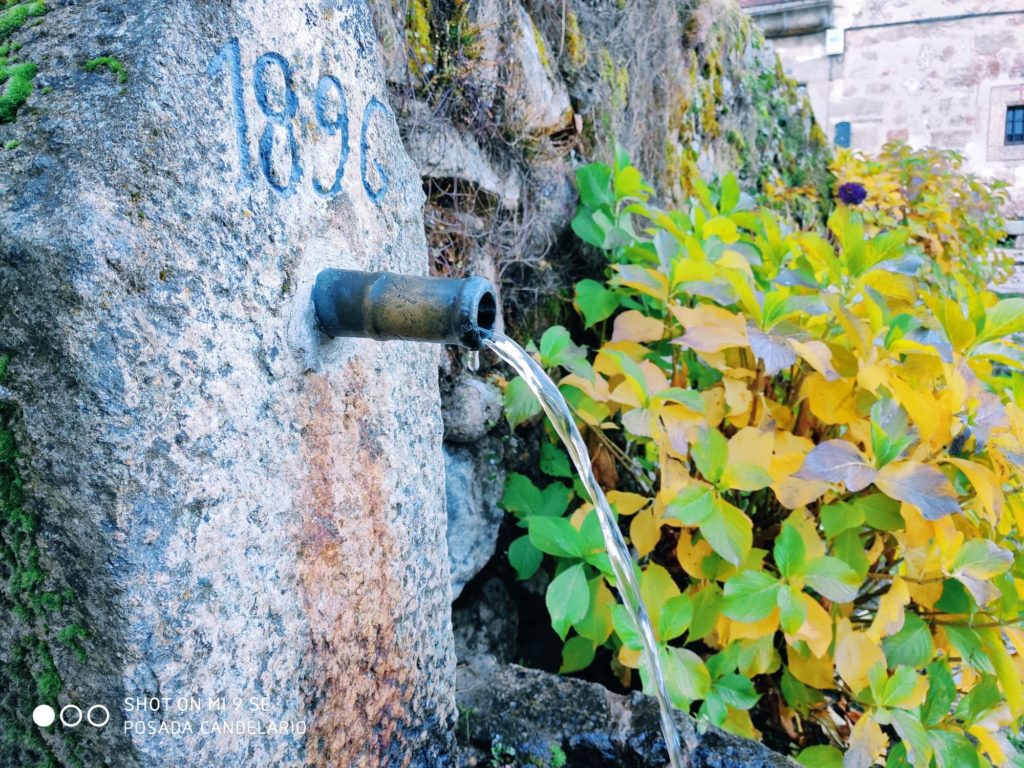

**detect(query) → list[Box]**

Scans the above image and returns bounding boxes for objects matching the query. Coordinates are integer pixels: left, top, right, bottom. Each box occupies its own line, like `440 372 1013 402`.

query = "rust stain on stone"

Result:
296 360 415 766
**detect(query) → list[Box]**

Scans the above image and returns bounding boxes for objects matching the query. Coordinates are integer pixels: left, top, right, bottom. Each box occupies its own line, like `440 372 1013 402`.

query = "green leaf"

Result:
713 673 759 709
502 473 542 516
546 563 590 640
860 493 904 531
559 636 596 674
692 427 729 485
508 535 543 581
504 376 543 428
781 667 823 715
832 529 870 578
954 674 1001 725
883 613 934 668
571 209 607 248
977 297 1024 344
719 174 740 213
722 570 781 622
870 399 917 467
528 517 583 558
659 593 694 642
774 523 807 580
921 660 956 726
689 584 723 641
665 485 716 525
889 708 933 768
943 625 994 674
879 666 924 708
796 745 844 768
661 646 711 706
820 500 864 539
538 482 573 517
802 556 861 603
574 279 620 328
540 443 572 479
610 604 643 650
777 585 807 635
699 498 753 566
539 326 572 365
873 460 960 521
929 730 980 768
576 163 613 209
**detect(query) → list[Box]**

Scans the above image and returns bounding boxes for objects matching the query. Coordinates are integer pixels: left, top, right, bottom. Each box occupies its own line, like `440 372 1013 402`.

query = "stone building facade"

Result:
742 0 1024 227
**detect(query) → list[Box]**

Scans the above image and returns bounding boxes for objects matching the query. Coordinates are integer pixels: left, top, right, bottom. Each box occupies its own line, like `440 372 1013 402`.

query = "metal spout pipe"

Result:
312 269 497 350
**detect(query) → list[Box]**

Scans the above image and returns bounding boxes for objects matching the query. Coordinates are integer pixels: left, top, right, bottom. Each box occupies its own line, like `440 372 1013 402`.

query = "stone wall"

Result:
0 2 454 766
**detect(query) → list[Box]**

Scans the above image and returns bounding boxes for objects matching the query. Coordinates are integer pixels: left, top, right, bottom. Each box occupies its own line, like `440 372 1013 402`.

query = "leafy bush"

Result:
500 147 1024 767
830 143 1011 285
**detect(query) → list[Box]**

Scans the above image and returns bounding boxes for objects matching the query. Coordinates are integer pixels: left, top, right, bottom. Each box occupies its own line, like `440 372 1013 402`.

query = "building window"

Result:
1007 105 1024 145
834 121 850 148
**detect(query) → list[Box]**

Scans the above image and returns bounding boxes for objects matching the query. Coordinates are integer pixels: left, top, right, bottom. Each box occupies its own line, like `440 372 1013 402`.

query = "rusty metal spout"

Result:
312 269 497 350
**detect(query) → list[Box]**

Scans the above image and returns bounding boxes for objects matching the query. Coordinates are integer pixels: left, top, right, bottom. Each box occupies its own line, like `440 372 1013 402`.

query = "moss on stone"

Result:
0 1 46 123
405 0 433 78
0 356 87 768
83 55 127 83
529 14 551 72
564 10 587 69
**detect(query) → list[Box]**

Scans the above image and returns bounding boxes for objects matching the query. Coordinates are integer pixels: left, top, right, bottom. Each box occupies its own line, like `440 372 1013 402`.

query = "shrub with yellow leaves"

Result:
500 147 1024 768
830 142 1012 285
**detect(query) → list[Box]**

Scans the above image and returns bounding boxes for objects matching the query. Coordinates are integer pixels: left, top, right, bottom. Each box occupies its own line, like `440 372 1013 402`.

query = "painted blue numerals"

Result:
360 97 389 204
208 37 389 204
254 53 303 196
313 75 348 197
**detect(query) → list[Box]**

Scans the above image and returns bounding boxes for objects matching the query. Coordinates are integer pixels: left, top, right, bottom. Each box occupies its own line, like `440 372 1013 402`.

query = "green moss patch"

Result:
83 55 127 84
0 0 46 124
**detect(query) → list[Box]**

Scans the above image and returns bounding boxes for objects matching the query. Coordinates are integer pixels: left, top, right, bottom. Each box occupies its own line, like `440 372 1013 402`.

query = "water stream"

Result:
485 331 686 768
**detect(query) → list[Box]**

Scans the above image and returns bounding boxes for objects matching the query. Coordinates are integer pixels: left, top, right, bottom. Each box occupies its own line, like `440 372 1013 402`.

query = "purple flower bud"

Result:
837 182 867 206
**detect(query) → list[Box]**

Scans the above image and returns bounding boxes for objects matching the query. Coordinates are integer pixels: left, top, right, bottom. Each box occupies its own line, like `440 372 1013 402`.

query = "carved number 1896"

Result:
208 38 389 203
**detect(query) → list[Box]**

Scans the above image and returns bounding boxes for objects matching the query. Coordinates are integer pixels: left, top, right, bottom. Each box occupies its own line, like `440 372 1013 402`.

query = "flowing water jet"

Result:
484 330 686 768
312 270 685 767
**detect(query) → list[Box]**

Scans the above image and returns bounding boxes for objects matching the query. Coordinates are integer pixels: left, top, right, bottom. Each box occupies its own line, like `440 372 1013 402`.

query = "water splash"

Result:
485 330 686 768
466 349 481 372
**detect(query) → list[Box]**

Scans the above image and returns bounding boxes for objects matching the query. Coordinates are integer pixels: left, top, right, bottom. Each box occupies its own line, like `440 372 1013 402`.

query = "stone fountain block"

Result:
0 1 455 766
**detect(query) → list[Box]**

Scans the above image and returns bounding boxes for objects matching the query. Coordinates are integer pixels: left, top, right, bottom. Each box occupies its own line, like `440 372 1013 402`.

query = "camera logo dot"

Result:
33 704 109 729
32 705 55 728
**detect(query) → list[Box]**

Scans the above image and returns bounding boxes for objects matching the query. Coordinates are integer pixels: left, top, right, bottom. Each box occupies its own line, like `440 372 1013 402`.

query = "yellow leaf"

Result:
790 339 840 381
857 362 890 393
772 476 829 509
640 562 680 623
787 645 834 690
619 645 641 670
723 375 753 426
560 372 612 402
867 577 910 642
722 609 780 643
785 509 827 560
612 310 665 342
671 305 749 353
889 377 951 451
835 618 885 693
607 491 650 516
722 708 760 740
803 374 859 425
945 458 1004 524
613 263 669 302
981 628 1024 719
702 387 726 427
676 529 713 579
789 593 833 658
845 713 889 768
630 507 662 557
